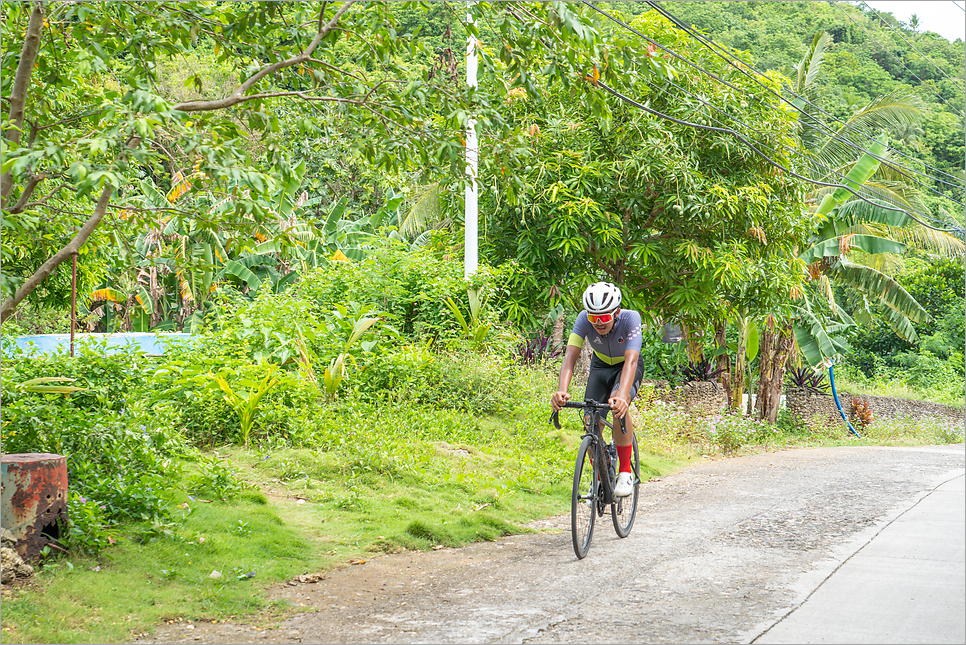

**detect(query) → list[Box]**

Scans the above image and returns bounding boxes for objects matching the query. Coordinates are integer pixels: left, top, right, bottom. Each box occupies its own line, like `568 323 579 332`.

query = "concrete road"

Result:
754 456 964 644
142 444 965 644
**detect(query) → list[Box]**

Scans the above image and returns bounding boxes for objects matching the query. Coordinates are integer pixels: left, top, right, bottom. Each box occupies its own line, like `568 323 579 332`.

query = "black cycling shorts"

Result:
584 353 645 418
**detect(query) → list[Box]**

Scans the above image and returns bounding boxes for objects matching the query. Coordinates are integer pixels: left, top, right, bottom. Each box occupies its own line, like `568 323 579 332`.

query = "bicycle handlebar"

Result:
550 399 612 429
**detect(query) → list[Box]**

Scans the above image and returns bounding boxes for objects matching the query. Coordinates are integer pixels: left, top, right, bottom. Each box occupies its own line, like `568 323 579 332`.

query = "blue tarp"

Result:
4 333 193 356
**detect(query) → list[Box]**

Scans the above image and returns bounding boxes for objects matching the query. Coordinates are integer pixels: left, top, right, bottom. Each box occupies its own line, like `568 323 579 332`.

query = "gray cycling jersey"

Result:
567 309 643 365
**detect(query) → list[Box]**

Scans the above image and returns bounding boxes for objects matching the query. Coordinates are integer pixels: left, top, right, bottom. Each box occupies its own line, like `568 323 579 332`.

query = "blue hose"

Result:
829 364 861 437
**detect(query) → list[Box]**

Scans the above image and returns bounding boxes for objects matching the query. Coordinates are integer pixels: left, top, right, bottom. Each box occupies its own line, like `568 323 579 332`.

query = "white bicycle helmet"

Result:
582 282 622 314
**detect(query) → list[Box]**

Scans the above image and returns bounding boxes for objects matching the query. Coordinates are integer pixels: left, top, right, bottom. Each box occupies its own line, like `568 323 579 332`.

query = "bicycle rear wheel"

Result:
571 436 598 559
611 434 640 538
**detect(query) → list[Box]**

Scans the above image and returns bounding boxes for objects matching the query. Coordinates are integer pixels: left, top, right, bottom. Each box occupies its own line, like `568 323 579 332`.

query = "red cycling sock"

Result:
617 444 632 473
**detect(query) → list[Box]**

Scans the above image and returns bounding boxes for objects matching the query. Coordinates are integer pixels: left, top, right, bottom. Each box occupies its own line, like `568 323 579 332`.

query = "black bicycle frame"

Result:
552 399 626 506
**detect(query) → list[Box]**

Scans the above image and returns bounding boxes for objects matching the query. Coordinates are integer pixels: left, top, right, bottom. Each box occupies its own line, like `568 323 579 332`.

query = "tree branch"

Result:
172 1 358 113
9 173 48 214
1 183 113 323
1 2 45 208
1 135 141 324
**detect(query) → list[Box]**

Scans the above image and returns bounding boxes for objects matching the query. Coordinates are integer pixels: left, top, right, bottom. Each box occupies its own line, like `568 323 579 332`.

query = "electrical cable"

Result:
582 0 965 202
593 78 963 233
572 0 963 230
858 1 964 87
639 0 966 192
637 70 960 232
637 0 965 190
955 1 965 13
830 1 965 116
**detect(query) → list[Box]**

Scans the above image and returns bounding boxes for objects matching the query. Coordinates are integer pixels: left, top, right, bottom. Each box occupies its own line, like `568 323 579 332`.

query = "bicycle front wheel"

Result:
571 436 598 559
612 434 640 538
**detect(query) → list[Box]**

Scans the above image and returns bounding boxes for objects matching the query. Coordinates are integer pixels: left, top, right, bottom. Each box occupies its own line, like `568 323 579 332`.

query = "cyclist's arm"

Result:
609 348 640 419
551 344 582 411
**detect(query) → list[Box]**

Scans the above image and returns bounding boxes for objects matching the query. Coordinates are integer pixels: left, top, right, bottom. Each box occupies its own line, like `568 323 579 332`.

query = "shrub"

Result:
515 329 563 367
1 380 179 525
786 366 830 394
850 397 874 430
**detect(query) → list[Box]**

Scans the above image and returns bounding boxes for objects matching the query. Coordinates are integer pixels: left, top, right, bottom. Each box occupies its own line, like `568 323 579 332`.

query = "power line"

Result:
830 1 966 116
593 78 962 233
636 1 966 192
955 1 965 13
581 0 965 202
858 1 965 87
631 70 961 233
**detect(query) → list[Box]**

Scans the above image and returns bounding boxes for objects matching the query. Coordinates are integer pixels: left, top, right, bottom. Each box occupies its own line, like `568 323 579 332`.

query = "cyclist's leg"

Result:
583 355 617 432
612 356 645 464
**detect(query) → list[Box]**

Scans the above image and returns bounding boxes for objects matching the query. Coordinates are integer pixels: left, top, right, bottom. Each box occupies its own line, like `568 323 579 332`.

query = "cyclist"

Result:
550 282 644 497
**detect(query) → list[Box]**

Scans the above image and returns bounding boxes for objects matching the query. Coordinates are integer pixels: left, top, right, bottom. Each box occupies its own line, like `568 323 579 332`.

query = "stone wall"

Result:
786 388 965 428
638 379 726 416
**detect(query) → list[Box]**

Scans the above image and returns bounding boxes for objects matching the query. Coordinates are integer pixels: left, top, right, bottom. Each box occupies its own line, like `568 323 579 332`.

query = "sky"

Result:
859 1 966 43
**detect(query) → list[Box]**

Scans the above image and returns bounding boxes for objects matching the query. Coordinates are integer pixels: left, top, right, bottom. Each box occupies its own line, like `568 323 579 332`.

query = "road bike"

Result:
551 399 640 559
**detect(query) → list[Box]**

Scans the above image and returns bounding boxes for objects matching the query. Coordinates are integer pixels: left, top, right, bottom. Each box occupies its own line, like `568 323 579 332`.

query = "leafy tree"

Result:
482 9 810 341
1 0 618 324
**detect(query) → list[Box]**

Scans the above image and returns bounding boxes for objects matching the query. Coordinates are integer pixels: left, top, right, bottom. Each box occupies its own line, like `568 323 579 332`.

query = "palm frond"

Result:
793 31 831 95
399 183 444 239
862 222 965 257
842 90 925 139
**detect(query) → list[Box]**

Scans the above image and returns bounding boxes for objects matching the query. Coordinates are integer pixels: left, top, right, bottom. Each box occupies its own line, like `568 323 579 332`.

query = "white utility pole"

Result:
464 6 479 279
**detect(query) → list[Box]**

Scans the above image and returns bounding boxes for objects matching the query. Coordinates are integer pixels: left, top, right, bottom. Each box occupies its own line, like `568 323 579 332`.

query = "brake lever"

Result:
550 409 561 429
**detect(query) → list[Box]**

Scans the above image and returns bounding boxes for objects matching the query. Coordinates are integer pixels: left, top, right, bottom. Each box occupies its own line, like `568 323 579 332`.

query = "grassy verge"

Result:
2 371 960 644
0 368 686 644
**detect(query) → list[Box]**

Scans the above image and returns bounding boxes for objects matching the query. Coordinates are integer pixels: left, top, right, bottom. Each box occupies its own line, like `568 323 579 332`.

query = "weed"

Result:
187 455 246 500
231 520 252 537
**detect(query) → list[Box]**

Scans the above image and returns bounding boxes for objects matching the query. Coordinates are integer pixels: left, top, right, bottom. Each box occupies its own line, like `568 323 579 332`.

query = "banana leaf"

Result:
799 234 906 265
324 197 349 237
273 271 299 294
826 259 930 324
221 260 263 291
815 135 887 218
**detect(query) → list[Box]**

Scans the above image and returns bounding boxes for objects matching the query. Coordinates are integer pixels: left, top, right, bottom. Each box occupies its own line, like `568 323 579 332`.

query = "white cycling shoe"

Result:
614 472 634 497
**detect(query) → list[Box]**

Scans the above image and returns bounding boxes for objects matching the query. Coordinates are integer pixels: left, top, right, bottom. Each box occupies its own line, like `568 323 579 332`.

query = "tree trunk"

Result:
1 2 45 208
713 320 732 407
754 317 795 424
576 341 593 389
0 135 140 324
552 312 565 348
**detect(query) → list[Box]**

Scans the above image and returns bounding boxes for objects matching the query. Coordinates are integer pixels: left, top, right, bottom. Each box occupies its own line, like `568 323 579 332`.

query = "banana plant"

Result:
793 138 932 367
726 315 759 412
207 369 281 448
444 289 493 352
320 303 387 400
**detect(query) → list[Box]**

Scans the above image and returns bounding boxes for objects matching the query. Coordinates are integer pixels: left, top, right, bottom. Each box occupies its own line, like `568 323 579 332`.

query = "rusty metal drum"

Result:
1 453 68 560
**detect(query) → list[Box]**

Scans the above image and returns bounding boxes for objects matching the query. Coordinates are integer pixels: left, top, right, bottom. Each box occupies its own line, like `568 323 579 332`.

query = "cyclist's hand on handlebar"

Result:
550 391 571 412
608 394 629 419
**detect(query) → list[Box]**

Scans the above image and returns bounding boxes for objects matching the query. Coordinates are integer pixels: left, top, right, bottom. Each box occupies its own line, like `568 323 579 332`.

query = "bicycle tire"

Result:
571 435 598 559
611 434 640 538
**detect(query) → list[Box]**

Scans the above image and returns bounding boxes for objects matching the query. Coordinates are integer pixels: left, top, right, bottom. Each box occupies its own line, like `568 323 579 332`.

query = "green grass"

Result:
1 492 322 644
0 370 596 644
3 368 960 644
834 366 965 410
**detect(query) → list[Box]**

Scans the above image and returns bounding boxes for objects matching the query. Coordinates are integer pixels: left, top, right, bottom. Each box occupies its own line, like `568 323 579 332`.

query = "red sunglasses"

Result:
587 311 617 324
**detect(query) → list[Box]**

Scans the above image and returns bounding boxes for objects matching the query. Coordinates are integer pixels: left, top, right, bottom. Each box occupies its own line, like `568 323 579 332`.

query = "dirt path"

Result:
140 444 965 644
